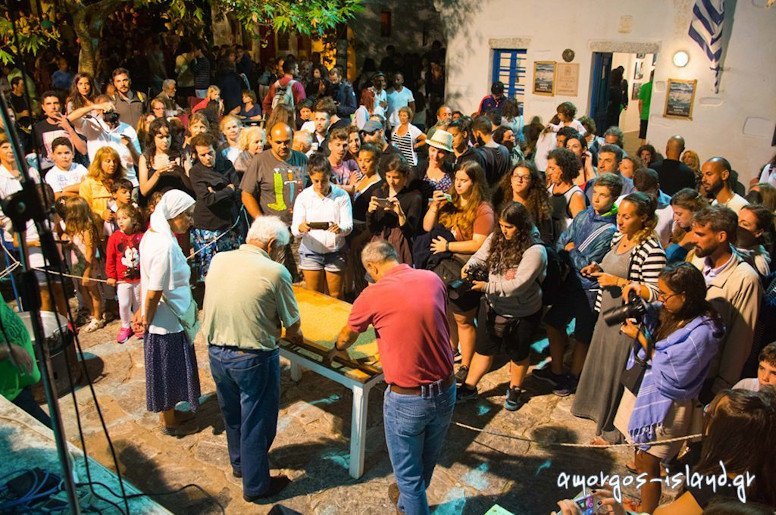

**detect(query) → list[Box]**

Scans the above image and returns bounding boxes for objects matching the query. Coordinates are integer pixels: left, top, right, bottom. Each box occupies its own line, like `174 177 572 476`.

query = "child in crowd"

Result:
103 178 134 236
548 101 587 136
536 173 623 395
62 196 106 332
734 342 776 392
45 137 88 199
105 204 145 343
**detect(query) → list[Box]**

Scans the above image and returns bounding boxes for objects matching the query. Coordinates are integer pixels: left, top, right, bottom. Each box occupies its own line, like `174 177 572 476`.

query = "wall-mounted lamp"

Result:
672 51 689 67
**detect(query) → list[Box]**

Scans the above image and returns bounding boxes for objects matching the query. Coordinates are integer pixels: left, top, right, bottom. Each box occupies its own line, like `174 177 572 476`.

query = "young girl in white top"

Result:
547 101 587 136
292 153 353 299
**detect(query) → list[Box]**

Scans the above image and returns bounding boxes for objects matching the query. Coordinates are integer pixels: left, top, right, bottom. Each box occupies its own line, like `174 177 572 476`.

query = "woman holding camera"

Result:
456 203 547 411
613 262 722 513
556 388 776 514
423 161 495 381
572 192 666 442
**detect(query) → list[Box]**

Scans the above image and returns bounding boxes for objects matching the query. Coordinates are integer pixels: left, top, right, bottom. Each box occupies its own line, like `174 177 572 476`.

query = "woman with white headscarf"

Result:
138 190 201 435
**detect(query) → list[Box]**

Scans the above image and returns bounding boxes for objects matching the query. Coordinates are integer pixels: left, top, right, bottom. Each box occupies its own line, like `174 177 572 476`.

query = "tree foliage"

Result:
0 12 60 65
2 0 363 59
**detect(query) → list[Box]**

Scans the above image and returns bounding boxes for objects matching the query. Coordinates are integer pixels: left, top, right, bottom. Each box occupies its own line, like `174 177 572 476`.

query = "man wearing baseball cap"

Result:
361 119 400 159
477 81 506 115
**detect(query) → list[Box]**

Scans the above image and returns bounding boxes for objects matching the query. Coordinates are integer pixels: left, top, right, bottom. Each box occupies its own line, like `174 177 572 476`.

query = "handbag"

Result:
163 294 200 344
477 297 517 343
620 330 653 394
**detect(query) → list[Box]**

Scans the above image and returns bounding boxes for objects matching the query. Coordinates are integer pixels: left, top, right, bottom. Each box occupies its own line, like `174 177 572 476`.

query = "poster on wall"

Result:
533 61 556 96
634 61 644 80
555 63 579 97
632 82 642 100
664 79 698 120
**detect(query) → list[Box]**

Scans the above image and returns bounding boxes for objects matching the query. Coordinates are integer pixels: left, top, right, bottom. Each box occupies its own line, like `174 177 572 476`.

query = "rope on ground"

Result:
454 421 702 449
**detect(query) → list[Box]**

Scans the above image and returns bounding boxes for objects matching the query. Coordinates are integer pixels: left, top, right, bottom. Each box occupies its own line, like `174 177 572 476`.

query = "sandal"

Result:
83 317 106 333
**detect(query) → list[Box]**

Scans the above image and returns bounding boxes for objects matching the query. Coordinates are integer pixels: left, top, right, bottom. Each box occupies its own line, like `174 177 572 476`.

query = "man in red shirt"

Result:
329 240 455 514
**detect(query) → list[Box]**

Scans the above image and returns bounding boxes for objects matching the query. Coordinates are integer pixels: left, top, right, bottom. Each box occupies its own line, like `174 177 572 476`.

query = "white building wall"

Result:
438 0 776 182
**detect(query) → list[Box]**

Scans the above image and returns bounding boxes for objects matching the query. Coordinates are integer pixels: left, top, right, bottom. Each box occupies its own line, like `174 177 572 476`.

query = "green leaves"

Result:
0 0 363 63
0 13 60 63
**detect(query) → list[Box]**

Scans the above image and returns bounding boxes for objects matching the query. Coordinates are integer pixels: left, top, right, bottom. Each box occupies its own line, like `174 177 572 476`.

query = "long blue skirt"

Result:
144 331 201 413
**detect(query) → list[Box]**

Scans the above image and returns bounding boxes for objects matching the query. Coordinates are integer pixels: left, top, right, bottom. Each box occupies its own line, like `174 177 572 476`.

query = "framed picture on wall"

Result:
634 61 643 80
533 61 556 96
632 82 642 100
636 52 646 59
664 79 698 119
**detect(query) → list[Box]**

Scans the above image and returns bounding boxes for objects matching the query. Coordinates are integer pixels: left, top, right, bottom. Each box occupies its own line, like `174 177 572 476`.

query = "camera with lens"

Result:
603 290 647 326
448 263 488 300
103 111 120 125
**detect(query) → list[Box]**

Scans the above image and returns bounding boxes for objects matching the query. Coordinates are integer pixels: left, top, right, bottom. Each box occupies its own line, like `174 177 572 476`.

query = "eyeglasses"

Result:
511 174 531 182
657 291 682 302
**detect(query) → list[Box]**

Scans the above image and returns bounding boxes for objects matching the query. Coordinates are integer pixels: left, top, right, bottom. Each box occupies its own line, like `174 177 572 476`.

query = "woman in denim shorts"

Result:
291 154 353 299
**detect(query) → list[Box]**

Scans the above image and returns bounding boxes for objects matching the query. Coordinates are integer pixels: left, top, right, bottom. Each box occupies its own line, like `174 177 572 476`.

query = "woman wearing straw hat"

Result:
419 129 455 202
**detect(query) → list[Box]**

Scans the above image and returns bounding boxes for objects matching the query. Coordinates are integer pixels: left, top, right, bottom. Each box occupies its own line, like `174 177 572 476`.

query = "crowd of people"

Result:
2 39 776 514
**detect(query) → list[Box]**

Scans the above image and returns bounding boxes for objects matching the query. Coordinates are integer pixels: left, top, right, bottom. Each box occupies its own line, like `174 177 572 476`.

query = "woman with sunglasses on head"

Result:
613 262 723 513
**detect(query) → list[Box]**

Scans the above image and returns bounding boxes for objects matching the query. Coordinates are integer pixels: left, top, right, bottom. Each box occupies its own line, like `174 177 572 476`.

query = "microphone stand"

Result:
0 93 81 513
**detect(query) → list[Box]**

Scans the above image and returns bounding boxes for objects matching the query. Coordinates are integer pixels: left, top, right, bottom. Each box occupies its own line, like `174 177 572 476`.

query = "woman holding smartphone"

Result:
366 153 422 264
292 154 353 299
423 161 495 381
138 118 192 207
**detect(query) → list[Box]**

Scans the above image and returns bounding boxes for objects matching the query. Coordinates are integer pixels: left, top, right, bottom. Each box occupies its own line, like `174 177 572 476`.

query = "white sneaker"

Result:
83 317 106 333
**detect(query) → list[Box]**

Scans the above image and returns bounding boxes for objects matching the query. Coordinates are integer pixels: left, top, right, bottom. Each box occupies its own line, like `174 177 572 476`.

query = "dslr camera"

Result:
448 263 488 300
602 290 647 326
103 111 120 126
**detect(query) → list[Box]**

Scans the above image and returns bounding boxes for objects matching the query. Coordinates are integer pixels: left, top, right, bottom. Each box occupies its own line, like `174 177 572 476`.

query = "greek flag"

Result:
688 0 726 93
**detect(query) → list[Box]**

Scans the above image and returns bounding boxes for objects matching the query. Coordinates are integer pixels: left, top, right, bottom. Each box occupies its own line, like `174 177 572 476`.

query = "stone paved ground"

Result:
51 316 674 515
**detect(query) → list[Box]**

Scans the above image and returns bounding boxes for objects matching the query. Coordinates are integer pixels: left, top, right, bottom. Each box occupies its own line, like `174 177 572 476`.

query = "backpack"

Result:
540 244 569 306
271 79 296 111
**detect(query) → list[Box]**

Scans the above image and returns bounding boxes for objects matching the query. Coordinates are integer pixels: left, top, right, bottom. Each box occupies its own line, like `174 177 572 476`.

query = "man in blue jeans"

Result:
202 215 303 503
328 240 455 514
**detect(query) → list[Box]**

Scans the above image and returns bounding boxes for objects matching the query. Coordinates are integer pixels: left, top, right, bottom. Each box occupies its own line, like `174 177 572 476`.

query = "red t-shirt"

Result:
105 230 144 282
348 264 453 387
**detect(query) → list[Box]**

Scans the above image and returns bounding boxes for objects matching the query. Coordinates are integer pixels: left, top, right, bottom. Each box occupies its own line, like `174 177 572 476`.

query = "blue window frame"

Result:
492 48 527 102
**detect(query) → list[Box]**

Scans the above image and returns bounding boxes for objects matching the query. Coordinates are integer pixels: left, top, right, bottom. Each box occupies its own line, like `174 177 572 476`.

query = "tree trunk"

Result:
72 9 96 76
70 0 122 78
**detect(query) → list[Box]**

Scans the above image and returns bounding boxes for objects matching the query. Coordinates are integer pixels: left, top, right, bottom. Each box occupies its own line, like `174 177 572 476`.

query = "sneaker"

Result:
532 366 565 387
454 365 469 384
83 317 106 333
553 374 578 397
456 384 479 403
116 327 133 344
504 387 526 411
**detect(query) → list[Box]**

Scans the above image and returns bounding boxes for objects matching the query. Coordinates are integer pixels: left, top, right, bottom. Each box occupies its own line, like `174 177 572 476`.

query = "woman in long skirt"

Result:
139 190 201 435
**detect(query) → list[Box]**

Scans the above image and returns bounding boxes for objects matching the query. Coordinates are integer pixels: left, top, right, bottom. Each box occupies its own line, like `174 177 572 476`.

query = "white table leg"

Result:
349 385 368 479
290 362 302 381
